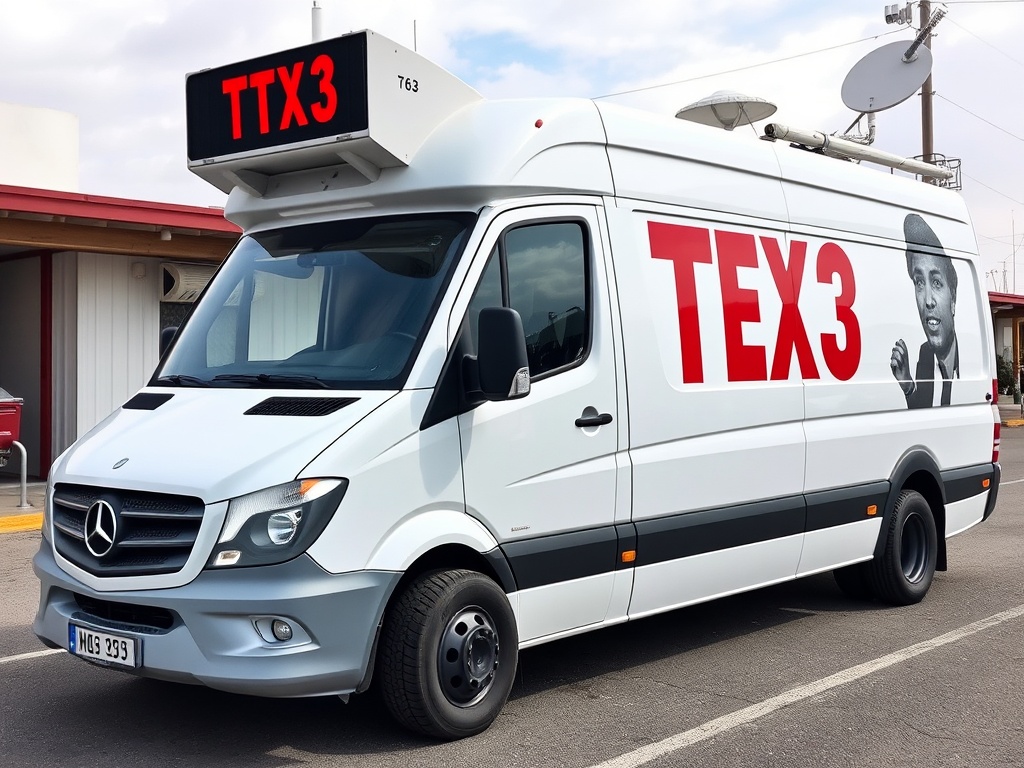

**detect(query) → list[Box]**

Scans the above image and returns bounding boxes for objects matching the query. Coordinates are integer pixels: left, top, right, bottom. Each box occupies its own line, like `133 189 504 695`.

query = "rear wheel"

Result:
379 569 518 740
866 489 938 605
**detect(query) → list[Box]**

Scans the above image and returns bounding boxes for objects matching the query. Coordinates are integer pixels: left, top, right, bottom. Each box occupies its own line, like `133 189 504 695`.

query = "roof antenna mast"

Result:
312 0 324 43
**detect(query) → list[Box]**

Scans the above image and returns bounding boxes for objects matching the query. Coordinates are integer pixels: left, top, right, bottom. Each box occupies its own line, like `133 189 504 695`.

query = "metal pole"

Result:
920 0 934 179
13 441 29 509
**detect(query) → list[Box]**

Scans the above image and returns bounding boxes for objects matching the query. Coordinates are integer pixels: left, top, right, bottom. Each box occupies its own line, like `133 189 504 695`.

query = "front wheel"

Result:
867 489 938 605
378 569 518 739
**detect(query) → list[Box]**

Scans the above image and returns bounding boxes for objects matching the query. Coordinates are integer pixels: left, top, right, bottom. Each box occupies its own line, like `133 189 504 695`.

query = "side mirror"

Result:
471 307 530 402
159 326 179 357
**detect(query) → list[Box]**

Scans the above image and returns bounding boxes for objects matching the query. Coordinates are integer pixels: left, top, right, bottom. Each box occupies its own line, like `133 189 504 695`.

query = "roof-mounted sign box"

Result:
186 30 481 195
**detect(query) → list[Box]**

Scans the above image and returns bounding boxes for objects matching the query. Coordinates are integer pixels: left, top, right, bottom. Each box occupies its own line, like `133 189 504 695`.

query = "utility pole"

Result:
920 0 934 171
885 2 945 180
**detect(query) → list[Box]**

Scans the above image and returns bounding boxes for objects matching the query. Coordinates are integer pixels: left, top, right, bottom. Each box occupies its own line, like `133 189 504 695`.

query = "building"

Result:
989 292 1024 395
0 103 238 479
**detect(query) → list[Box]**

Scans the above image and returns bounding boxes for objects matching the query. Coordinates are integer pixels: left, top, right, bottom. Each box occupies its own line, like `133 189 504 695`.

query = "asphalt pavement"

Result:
3 407 1023 767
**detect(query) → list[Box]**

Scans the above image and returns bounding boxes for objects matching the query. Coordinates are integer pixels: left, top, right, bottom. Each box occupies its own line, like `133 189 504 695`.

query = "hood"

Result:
54 388 396 503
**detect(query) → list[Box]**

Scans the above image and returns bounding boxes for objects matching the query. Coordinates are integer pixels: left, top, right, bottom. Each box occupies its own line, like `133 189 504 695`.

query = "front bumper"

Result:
33 544 400 697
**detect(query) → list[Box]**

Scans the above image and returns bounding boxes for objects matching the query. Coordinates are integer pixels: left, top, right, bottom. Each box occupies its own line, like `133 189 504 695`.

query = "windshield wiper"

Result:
211 373 331 389
153 374 211 387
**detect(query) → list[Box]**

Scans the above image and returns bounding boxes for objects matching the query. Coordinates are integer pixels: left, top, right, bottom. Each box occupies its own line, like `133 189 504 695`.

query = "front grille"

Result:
74 593 176 633
53 484 205 577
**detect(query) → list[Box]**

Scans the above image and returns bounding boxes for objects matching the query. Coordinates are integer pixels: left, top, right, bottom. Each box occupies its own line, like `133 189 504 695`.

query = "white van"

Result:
34 31 1000 739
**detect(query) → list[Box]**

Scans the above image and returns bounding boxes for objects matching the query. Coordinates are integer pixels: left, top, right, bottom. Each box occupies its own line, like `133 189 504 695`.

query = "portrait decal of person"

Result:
890 213 959 409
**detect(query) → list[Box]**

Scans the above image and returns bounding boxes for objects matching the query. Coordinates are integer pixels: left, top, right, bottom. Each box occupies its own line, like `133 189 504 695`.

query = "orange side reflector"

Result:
982 478 991 489
621 550 636 563
866 505 878 516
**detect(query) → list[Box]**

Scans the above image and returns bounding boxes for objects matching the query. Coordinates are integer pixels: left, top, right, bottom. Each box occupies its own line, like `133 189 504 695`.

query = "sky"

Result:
2 0 1023 284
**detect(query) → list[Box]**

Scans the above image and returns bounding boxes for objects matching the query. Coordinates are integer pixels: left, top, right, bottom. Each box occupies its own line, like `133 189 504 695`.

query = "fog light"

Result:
271 620 293 642
267 510 302 545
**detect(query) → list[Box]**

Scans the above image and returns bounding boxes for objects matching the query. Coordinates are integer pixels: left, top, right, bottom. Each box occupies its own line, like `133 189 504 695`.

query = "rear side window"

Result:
465 220 590 378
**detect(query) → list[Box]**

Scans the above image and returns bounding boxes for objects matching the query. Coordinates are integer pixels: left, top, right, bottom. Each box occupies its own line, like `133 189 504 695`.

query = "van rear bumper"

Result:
32 544 400 698
983 462 1001 521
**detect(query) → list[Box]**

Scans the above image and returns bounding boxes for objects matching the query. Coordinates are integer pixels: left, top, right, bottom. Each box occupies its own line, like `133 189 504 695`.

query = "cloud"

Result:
1 0 1021 275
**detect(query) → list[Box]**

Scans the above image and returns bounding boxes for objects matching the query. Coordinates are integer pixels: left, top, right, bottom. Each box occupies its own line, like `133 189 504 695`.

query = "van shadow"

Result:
5 573 884 766
509 571 879 700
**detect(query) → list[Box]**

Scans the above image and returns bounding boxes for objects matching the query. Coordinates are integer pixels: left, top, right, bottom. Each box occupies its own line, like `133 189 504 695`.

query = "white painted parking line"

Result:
0 649 64 665
999 477 1024 485
589 604 1024 768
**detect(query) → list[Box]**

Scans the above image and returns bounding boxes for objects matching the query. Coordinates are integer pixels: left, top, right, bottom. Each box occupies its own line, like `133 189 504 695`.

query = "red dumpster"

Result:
0 387 23 451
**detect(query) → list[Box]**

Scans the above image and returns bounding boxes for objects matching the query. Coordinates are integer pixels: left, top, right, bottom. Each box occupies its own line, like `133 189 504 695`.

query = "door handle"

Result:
575 411 613 428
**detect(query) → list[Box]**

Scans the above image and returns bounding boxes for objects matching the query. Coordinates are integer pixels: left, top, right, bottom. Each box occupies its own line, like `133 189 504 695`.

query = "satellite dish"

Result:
841 40 933 113
675 90 778 131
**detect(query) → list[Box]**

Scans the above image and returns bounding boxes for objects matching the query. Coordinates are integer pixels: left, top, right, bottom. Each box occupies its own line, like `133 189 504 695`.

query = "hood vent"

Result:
123 393 174 410
244 397 358 417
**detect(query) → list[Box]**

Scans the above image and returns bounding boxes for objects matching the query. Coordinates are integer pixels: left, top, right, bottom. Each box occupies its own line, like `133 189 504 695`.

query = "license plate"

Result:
69 624 139 668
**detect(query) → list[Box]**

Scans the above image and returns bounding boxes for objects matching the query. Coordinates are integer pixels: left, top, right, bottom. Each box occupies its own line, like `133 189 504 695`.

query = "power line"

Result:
964 173 1024 207
935 93 1024 143
980 232 1020 244
581 9 1024 230
944 17 1024 69
593 28 903 100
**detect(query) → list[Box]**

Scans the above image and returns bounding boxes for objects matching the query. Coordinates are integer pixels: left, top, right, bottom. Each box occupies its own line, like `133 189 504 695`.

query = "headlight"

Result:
207 478 347 568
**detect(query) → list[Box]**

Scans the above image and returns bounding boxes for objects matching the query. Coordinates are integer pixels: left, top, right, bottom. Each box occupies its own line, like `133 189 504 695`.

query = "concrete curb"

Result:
1 481 46 533
0 512 42 534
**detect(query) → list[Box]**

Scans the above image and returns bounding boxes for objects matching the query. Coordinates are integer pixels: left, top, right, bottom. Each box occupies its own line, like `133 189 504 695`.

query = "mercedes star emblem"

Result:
84 500 118 559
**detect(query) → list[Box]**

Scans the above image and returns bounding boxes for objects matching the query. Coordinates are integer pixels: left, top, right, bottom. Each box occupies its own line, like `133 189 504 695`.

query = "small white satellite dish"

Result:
675 90 778 131
841 40 933 113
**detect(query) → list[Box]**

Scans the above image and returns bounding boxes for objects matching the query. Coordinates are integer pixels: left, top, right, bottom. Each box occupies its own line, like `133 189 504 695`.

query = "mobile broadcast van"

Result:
34 30 1000 739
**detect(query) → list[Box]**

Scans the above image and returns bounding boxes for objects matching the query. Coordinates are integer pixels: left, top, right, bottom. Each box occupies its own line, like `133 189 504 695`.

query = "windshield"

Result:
154 213 476 389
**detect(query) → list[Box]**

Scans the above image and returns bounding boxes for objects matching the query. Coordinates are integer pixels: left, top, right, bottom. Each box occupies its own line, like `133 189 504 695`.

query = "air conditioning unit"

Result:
161 263 217 303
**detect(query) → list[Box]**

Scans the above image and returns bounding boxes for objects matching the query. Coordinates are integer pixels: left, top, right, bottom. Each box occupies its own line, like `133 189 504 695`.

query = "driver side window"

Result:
465 220 590 378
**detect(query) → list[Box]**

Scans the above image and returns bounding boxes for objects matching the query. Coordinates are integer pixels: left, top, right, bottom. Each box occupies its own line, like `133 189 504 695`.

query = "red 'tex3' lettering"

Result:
221 54 338 140
648 221 862 383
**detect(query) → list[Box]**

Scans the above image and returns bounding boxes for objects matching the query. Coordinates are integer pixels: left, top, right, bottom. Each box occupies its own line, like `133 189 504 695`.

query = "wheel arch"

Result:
878 449 948 570
365 508 503 573
358 510 518 694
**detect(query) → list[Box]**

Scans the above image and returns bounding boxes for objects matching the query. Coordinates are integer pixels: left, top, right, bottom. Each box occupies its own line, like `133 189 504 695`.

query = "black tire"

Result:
866 489 938 605
378 569 518 740
833 562 873 600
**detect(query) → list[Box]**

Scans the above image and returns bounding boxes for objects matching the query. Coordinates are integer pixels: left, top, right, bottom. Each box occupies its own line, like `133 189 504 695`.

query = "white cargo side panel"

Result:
790 215 994 494
598 103 788 223
604 197 808 616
